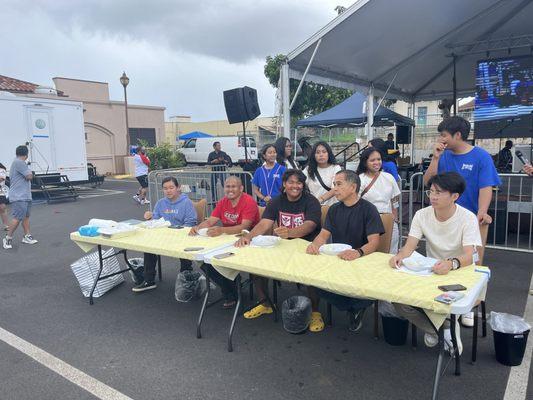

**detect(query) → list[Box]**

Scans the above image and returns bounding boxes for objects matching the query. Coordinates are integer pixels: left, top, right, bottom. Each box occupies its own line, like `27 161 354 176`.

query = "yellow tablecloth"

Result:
210 238 489 317
70 227 238 260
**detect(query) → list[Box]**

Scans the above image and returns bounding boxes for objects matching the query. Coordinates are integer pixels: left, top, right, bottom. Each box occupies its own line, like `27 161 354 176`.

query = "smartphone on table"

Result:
213 252 235 260
438 284 466 292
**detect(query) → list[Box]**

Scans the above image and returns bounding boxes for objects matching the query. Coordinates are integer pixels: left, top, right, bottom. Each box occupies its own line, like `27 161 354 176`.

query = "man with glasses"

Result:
423 116 499 327
389 172 482 354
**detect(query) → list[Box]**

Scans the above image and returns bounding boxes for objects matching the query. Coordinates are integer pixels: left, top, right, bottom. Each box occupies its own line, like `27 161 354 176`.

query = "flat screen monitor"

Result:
474 56 533 138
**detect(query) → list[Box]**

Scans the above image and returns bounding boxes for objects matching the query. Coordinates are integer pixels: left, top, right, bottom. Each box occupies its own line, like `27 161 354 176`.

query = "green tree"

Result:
264 54 353 123
138 140 186 170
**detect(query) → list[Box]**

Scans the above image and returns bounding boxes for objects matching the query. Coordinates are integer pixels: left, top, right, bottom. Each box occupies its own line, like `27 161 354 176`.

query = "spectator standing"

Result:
207 141 233 202
3 146 37 250
133 146 151 205
356 148 401 252
274 137 299 169
496 140 513 172
303 141 341 206
252 144 286 206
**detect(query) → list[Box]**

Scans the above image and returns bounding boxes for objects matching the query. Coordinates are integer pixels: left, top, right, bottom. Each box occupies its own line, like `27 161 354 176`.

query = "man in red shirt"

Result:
190 175 259 308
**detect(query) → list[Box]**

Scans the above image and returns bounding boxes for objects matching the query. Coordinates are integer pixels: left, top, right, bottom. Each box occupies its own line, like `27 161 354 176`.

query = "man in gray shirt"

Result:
3 145 38 249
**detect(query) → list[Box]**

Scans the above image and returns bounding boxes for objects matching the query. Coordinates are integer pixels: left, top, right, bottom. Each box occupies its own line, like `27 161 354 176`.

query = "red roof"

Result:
0 74 39 93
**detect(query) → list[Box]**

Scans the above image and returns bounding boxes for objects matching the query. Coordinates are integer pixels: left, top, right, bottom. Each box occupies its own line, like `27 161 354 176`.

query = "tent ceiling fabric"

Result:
287 0 533 102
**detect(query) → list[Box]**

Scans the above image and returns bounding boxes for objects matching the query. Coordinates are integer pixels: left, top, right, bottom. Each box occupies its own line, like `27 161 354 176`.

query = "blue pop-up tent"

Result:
296 93 414 127
178 131 214 140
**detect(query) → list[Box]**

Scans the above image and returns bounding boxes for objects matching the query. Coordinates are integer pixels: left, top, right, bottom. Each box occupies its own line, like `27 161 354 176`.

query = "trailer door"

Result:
25 107 56 174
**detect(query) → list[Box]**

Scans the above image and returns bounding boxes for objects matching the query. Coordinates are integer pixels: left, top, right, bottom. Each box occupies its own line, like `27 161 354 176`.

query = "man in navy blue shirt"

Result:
424 116 500 327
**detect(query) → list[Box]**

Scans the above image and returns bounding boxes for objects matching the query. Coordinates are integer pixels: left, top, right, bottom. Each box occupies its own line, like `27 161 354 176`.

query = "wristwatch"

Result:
447 257 461 270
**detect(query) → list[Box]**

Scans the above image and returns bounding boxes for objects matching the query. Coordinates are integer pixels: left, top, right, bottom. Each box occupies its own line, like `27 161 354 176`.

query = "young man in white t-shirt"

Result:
389 172 482 354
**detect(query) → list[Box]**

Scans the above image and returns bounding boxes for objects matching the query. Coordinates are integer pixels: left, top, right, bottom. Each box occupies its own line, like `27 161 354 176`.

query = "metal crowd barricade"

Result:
148 167 256 217
405 171 533 253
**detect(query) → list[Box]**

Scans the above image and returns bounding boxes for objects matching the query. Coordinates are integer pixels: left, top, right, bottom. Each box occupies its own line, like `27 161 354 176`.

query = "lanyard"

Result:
262 164 280 197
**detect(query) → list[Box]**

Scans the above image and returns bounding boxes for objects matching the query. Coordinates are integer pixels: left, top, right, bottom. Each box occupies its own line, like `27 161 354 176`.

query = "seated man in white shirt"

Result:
389 172 482 354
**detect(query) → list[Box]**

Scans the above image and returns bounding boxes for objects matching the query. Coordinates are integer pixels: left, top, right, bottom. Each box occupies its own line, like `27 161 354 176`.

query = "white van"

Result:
180 136 258 166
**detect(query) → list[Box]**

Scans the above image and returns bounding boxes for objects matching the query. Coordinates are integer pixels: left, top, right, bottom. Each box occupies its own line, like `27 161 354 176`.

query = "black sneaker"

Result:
348 308 366 332
132 281 157 293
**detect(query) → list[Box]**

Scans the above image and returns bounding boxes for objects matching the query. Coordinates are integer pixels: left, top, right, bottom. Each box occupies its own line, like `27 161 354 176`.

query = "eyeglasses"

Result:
425 189 446 197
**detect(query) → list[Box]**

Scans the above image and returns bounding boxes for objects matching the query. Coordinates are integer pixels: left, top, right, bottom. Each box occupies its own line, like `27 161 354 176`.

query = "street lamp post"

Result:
120 71 130 156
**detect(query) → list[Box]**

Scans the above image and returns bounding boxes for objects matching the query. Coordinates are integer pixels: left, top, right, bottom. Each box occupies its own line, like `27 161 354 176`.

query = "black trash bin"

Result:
381 316 409 346
493 329 530 366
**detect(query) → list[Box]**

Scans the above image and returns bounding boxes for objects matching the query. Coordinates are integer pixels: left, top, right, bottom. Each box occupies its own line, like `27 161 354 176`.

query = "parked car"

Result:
179 136 258 166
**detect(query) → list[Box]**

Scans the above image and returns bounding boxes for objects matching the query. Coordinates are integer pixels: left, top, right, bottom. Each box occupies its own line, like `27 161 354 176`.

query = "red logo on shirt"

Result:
279 212 304 228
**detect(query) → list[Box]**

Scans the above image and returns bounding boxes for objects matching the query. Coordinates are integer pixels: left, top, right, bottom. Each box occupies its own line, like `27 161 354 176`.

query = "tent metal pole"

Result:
281 63 291 138
367 85 375 140
453 54 457 116
290 39 322 110
410 101 416 165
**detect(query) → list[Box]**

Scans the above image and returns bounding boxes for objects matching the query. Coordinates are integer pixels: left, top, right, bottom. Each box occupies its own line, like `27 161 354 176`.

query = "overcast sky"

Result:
1 0 354 121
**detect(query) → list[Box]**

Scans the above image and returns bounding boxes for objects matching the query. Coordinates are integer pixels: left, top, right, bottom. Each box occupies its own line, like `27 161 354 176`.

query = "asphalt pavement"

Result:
0 179 531 400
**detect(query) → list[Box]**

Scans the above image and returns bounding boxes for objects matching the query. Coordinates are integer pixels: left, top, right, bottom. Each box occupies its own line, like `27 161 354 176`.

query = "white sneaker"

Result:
133 195 141 204
461 312 474 327
3 236 12 249
424 332 439 348
141 199 150 205
444 318 463 356
21 234 38 244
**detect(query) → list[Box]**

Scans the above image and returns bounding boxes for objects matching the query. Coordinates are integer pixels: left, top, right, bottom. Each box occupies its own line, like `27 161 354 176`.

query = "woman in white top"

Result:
356 147 401 251
274 137 299 170
303 141 341 206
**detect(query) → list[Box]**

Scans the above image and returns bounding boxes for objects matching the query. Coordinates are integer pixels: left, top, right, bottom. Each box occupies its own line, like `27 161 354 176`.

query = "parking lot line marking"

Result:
0 326 134 400
503 273 533 400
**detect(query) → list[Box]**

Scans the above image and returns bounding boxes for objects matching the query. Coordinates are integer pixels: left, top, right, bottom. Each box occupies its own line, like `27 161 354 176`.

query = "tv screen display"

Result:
474 56 533 138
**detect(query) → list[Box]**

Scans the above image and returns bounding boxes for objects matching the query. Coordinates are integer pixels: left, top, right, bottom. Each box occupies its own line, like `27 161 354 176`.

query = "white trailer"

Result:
0 92 88 182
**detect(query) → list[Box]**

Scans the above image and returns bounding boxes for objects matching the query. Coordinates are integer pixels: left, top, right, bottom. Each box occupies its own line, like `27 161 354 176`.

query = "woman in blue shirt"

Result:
252 144 286 206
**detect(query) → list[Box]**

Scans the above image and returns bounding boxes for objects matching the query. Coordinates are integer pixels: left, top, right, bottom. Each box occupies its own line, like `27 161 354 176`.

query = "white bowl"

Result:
251 235 281 248
319 243 352 256
401 258 434 272
197 228 209 237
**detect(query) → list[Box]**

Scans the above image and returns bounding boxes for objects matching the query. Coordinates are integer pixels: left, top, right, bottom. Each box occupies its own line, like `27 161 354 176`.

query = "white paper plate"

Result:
197 228 209 237
250 235 281 248
319 243 352 256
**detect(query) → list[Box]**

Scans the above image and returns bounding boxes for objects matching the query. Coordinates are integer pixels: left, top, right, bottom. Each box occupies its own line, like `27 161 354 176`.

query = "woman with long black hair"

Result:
356 147 401 252
274 137 299 169
303 141 341 206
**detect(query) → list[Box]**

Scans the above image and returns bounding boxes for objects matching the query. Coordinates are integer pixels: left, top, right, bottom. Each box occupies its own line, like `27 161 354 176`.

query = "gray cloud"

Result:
1 0 353 120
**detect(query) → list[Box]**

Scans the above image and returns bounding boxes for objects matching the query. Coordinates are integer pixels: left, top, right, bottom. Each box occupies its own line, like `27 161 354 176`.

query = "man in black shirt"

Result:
208 141 232 202
236 169 321 320
496 140 513 172
307 169 384 332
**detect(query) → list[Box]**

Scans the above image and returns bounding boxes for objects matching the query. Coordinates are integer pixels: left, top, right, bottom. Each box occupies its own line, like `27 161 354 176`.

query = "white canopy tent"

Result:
281 0 533 139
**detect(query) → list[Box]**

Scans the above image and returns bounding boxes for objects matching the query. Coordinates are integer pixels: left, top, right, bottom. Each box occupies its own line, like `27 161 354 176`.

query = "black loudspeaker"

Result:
223 86 260 124
396 125 411 144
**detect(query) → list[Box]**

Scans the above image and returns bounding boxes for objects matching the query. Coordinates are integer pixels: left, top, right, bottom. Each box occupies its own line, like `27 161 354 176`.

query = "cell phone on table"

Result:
168 225 184 229
435 291 464 304
184 247 204 252
213 252 235 260
438 284 466 292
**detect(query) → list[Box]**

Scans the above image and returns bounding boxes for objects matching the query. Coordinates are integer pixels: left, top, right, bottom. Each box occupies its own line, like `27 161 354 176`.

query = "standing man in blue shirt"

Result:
423 116 500 327
132 176 197 292
424 116 501 224
3 145 38 250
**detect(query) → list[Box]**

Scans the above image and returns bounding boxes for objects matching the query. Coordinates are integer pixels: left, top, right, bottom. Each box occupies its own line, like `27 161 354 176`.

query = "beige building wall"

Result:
165 116 278 144
52 77 165 174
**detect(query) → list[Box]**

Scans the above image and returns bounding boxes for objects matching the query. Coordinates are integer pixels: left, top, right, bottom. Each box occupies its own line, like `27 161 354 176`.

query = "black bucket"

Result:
381 316 409 346
493 329 529 366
